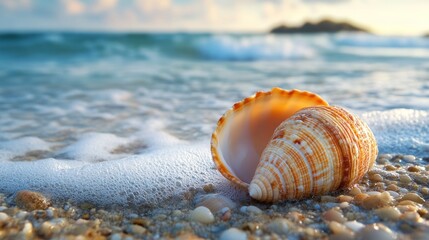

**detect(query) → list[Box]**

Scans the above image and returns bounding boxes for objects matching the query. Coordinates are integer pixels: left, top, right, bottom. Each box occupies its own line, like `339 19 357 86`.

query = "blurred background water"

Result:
1 32 429 144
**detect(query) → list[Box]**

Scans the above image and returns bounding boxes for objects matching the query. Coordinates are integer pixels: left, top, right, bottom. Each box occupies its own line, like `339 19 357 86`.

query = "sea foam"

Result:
0 109 427 206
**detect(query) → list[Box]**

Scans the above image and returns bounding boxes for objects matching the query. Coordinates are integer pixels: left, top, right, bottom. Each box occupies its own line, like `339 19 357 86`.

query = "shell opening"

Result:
212 88 329 187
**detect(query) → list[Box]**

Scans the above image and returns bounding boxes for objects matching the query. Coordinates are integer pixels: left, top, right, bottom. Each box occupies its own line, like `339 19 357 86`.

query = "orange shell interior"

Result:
211 88 329 188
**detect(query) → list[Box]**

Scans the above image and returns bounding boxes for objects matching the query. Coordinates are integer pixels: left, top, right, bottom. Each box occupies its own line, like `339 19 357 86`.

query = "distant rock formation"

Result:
270 19 368 34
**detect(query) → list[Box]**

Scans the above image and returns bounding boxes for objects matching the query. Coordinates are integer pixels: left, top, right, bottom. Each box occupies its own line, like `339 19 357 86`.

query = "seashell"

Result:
211 88 378 202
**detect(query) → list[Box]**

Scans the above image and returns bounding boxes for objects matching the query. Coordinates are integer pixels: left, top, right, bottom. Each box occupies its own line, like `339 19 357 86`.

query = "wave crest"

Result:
196 35 316 61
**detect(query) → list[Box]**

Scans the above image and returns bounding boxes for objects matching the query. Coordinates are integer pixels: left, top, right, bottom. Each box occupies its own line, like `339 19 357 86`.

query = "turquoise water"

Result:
0 32 429 205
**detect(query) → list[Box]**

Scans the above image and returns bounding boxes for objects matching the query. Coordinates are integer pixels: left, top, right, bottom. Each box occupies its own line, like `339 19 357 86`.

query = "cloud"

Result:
0 0 31 10
61 0 85 15
94 0 118 12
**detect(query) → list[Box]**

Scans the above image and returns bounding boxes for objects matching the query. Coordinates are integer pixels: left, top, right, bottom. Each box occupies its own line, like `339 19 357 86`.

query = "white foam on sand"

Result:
0 137 51 161
56 132 132 162
362 109 429 156
0 121 245 206
0 109 427 206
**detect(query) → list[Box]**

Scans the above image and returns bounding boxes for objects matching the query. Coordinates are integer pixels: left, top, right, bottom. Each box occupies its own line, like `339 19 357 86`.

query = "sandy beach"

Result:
0 153 428 239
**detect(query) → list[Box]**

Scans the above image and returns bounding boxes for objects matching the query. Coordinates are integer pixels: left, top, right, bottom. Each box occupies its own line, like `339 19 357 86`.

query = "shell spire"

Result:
248 106 377 202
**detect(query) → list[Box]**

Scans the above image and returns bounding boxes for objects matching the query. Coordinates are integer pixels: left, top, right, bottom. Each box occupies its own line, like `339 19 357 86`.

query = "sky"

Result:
0 0 428 35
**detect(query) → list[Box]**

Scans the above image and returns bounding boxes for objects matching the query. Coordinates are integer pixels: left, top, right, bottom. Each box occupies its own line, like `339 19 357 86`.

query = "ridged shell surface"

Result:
211 88 329 188
248 106 378 202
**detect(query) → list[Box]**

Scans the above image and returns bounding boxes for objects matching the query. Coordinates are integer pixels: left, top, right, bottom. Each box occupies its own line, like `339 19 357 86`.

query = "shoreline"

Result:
0 153 428 239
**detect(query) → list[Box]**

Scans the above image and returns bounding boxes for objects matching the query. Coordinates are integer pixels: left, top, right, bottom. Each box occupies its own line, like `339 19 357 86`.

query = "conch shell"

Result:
211 88 377 202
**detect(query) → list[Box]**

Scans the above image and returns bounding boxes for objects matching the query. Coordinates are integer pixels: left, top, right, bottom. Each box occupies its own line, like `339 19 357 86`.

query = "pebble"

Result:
127 224 147 235
374 207 401 221
246 206 263 215
219 228 247 240
403 155 416 162
322 208 347 223
219 207 231 221
344 221 365 232
109 233 122 240
400 175 412 184
356 223 395 240
401 211 422 222
189 206 214 224
195 194 236 213
266 218 291 235
421 187 429 196
337 195 353 203
387 191 399 199
0 212 9 222
401 192 425 204
361 192 392 209
15 190 50 211
22 221 34 237
349 186 362 196
328 221 350 234
369 174 383 182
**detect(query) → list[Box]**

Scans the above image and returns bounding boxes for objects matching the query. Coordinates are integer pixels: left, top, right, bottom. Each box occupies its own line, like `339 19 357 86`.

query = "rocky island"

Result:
270 19 369 34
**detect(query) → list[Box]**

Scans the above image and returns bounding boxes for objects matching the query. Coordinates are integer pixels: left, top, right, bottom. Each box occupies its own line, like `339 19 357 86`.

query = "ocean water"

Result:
0 32 429 206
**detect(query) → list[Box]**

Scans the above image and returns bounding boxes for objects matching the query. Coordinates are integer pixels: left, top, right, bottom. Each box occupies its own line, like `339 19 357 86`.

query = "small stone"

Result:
15 190 50 211
349 186 362 196
403 155 416 162
400 211 422 222
219 228 247 240
109 233 122 240
374 207 401 221
407 166 420 172
195 194 236 213
189 206 215 224
21 221 34 238
266 218 291 235
246 205 262 215
344 221 365 232
0 212 9 223
131 217 151 227
322 208 347 223
220 207 232 221
362 192 391 209
384 165 397 171
387 191 399 199
356 223 395 240
203 184 215 193
176 232 204 240
399 174 412 184
128 224 146 235
337 195 354 203
328 221 350 234
353 193 368 204
15 210 28 220
369 174 383 182
421 187 429 196
339 202 350 209
386 184 399 191
400 192 425 204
